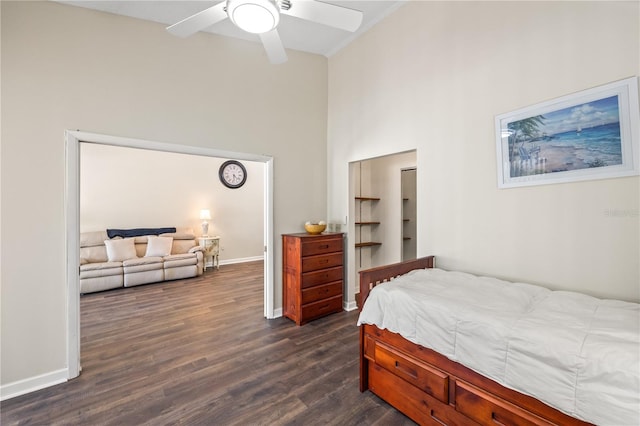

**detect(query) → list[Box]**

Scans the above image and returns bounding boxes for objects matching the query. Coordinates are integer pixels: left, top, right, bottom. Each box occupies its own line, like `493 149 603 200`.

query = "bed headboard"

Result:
358 256 435 311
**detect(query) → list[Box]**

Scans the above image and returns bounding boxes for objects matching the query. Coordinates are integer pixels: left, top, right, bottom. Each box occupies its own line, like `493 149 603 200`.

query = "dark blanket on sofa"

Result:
107 227 176 239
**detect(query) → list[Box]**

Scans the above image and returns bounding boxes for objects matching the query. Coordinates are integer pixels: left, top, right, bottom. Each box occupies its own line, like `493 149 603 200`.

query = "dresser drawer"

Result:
374 340 449 404
302 281 342 304
455 380 552 426
301 237 343 256
301 294 343 322
301 266 343 289
301 252 343 273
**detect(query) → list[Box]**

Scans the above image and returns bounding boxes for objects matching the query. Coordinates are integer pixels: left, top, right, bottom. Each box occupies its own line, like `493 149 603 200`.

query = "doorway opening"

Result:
65 131 274 379
347 150 416 308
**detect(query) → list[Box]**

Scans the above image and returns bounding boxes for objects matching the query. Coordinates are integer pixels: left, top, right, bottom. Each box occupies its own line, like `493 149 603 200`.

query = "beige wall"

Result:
329 2 639 303
1 1 327 392
80 143 264 262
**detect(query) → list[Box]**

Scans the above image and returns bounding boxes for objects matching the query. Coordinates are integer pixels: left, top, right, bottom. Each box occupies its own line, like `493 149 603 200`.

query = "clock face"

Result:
219 160 247 189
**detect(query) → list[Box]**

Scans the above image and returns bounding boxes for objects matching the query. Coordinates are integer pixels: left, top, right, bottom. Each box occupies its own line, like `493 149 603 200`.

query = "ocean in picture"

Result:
508 95 623 177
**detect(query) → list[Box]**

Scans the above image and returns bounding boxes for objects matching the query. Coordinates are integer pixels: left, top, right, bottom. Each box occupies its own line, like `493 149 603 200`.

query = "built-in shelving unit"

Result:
402 198 411 240
355 196 381 249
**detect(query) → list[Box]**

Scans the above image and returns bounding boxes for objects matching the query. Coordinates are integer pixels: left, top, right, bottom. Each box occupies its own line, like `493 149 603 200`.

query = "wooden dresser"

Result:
283 233 344 325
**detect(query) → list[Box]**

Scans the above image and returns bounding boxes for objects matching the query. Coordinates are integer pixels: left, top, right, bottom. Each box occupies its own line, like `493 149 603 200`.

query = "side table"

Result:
198 236 220 271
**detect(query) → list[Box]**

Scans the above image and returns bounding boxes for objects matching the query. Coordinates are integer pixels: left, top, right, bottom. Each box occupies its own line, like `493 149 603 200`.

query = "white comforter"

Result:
357 268 640 425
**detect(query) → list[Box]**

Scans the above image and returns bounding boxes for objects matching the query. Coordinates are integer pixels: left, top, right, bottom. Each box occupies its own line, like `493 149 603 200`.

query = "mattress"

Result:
357 268 640 425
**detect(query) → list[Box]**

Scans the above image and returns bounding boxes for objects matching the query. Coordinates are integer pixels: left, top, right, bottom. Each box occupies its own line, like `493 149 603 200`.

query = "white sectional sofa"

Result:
79 227 204 294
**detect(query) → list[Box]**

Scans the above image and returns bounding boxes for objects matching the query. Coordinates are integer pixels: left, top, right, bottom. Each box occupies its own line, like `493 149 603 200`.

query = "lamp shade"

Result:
227 0 280 34
200 209 211 220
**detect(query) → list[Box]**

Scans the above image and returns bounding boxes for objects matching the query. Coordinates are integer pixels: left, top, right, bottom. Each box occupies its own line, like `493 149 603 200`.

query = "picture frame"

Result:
495 77 640 188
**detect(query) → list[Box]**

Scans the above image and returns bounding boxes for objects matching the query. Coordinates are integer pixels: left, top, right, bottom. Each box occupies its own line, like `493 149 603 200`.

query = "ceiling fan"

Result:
166 0 363 64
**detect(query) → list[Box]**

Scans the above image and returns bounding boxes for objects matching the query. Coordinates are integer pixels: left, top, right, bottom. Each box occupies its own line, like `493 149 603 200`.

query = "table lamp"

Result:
200 209 211 236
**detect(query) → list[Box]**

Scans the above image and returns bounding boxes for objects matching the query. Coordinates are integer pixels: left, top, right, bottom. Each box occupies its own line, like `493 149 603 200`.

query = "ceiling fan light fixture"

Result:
227 0 280 34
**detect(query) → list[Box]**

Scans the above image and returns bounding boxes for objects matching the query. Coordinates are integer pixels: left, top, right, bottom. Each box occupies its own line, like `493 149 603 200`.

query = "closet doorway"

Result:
348 150 417 303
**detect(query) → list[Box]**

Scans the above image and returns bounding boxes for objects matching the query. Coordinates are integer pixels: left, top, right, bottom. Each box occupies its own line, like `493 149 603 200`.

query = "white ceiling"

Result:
55 0 406 57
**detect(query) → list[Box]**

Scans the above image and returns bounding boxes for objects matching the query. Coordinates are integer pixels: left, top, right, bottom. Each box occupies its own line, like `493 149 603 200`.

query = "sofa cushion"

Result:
122 256 163 267
123 257 163 274
160 232 196 240
80 230 109 248
105 238 137 262
171 239 197 255
163 253 198 268
80 261 123 271
124 263 163 274
145 236 174 257
80 263 123 279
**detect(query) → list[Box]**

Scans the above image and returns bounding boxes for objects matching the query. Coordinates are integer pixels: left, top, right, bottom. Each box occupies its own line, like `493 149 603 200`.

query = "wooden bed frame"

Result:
358 256 592 426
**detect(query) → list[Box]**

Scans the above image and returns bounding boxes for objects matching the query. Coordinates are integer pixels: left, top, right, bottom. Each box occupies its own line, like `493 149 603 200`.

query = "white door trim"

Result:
64 130 275 380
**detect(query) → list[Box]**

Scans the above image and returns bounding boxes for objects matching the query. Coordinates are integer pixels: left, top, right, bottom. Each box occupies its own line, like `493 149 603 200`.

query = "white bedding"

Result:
357 268 640 425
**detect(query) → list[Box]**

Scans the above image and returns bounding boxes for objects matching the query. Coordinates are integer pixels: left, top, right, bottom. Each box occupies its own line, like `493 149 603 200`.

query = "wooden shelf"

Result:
355 196 381 250
355 242 382 248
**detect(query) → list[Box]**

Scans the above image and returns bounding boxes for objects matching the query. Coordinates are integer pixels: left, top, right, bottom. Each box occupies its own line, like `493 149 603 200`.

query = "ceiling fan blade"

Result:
283 0 363 32
259 29 288 64
166 2 228 38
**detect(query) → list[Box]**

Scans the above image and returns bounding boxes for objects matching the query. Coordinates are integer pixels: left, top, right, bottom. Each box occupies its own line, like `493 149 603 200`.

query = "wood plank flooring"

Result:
1 261 415 425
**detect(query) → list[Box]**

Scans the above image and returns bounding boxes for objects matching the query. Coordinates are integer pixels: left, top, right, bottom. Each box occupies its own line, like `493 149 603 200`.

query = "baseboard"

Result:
1 368 68 401
343 300 358 312
272 307 283 318
219 255 264 266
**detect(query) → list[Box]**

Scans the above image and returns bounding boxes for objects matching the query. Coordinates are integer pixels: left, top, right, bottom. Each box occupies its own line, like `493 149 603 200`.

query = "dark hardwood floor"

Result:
1 261 414 425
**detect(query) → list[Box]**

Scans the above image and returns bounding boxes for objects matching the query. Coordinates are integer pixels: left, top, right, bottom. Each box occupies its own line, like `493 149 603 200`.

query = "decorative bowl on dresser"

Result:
282 233 344 325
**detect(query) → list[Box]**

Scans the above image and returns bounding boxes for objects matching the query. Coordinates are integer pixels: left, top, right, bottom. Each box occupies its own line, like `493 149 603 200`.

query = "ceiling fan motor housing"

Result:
227 0 282 34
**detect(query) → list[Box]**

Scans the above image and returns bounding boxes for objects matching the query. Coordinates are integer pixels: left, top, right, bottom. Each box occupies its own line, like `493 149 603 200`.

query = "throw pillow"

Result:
145 236 174 257
104 238 137 262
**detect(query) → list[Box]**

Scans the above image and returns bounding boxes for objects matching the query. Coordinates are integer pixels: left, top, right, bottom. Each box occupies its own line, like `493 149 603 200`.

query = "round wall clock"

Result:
219 160 247 189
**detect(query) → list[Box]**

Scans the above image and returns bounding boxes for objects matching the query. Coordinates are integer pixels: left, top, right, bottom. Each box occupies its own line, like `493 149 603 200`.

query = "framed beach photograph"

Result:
495 77 640 188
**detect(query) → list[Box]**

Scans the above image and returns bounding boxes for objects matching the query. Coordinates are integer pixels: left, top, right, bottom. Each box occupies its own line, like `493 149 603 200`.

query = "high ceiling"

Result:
55 0 406 57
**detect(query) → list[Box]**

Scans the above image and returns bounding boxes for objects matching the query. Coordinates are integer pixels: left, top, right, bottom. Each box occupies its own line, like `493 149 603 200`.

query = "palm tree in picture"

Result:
507 115 545 160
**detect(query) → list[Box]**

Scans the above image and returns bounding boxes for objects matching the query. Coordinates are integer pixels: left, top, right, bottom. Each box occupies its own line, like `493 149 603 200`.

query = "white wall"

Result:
329 1 640 303
80 143 264 262
1 1 327 395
